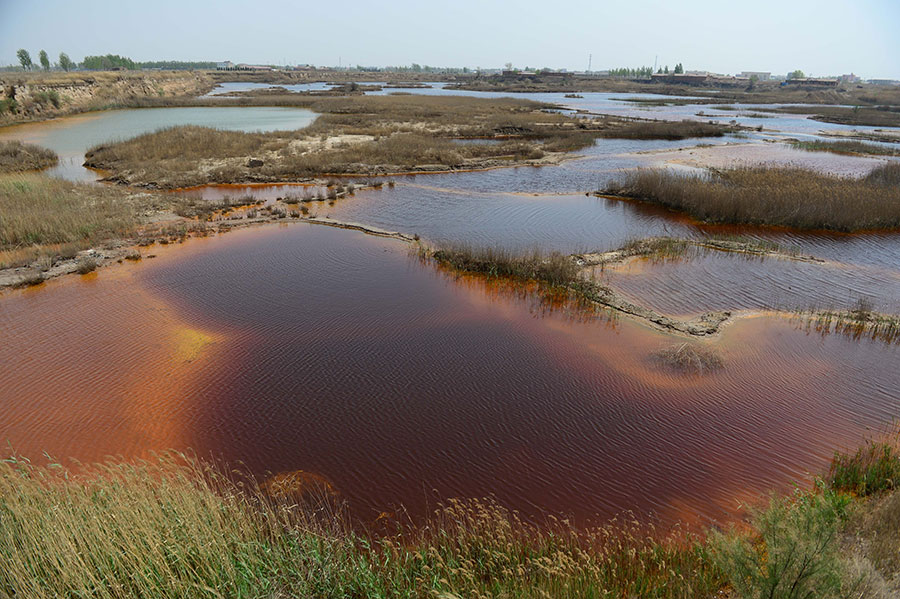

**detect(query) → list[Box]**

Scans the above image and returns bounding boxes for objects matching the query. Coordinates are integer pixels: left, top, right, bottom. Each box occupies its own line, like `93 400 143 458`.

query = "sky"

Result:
1 0 898 79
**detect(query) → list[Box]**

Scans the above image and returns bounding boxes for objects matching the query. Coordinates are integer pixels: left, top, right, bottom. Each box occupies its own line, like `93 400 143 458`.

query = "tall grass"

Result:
0 140 58 173
0 175 143 249
0 174 171 269
5 437 900 598
829 440 900 496
603 166 900 231
0 453 724 599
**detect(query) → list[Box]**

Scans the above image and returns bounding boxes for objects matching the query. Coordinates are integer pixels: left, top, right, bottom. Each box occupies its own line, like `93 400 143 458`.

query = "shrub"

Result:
709 484 854 599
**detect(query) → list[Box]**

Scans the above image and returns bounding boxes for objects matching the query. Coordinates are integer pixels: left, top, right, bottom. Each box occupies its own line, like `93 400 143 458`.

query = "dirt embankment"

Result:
0 71 214 125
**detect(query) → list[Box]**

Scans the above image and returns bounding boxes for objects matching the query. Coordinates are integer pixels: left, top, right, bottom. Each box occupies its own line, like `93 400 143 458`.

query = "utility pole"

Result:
654 55 658 72
587 53 592 72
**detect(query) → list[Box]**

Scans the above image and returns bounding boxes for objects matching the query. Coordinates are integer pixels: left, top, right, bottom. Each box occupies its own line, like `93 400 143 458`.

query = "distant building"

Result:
840 73 860 83
867 79 900 86
739 71 771 81
216 61 235 70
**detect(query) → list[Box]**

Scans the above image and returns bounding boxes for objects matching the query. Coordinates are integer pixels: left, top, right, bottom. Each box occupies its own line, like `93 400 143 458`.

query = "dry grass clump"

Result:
599 119 732 140
604 166 900 231
788 139 900 157
75 256 98 274
430 244 580 288
0 140 58 173
652 342 724 375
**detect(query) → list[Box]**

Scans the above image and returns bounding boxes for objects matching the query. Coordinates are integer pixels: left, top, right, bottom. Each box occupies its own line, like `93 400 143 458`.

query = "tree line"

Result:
14 50 215 72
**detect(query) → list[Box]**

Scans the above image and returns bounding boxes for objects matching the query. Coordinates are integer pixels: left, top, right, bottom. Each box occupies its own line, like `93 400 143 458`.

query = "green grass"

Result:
829 441 900 496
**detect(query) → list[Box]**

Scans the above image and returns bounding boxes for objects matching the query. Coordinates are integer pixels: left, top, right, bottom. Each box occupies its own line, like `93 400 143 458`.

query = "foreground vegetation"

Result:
0 140 57 173
3 430 899 598
602 164 900 232
0 174 168 269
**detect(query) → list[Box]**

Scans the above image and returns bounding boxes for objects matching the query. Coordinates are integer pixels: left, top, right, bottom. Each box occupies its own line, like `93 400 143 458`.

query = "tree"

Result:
664 65 669 74
788 69 805 80
39 50 50 71
17 49 32 71
674 63 684 74
58 52 74 72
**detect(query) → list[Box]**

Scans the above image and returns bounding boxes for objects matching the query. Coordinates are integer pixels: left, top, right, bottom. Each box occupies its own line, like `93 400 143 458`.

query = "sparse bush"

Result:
653 343 723 375
864 162 900 187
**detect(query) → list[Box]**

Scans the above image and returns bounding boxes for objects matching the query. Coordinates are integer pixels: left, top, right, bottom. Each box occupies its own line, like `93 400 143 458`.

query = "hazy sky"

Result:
1 0 898 78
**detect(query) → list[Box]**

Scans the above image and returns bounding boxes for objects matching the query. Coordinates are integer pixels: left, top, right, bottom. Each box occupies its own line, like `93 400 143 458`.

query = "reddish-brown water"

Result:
3 224 899 528
601 251 900 317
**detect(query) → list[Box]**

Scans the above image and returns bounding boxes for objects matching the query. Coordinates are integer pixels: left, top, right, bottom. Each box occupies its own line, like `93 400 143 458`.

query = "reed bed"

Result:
6 440 900 598
0 140 58 173
0 453 722 599
603 165 900 231
430 244 580 288
788 139 900 157
598 119 733 140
